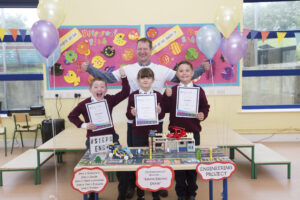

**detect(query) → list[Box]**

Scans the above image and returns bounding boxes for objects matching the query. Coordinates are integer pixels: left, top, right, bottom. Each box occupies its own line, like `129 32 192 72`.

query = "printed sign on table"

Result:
136 165 174 192
89 134 113 154
196 161 236 181
71 167 108 194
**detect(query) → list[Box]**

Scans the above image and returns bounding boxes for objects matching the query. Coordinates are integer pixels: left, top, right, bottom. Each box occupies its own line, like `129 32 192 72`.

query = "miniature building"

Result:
149 132 195 153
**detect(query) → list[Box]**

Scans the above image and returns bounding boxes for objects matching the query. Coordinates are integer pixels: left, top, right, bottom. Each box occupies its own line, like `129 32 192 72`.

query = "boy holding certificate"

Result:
68 68 130 200
164 61 210 200
126 68 164 200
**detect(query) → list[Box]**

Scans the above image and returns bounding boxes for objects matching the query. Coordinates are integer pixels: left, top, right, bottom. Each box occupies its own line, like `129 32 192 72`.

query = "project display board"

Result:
46 25 140 90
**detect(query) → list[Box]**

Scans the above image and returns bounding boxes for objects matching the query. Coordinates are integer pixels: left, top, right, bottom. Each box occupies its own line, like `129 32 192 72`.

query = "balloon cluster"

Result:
30 0 65 66
196 4 248 67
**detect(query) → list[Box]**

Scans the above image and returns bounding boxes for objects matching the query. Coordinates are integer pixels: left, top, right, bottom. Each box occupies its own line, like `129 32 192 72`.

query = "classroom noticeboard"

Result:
145 24 239 87
46 25 140 90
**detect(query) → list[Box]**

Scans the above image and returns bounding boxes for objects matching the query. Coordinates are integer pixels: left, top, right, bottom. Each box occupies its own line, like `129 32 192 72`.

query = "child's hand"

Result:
202 61 210 71
157 103 161 114
86 123 97 130
196 112 205 121
81 56 89 71
119 67 126 78
165 83 172 97
130 106 137 116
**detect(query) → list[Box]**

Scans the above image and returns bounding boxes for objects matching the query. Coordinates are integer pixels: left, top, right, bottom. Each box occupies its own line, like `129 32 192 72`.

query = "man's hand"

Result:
165 83 172 97
202 61 210 71
81 57 89 71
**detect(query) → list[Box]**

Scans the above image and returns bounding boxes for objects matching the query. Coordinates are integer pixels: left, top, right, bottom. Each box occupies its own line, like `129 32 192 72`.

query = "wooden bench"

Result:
0 149 53 186
236 143 291 179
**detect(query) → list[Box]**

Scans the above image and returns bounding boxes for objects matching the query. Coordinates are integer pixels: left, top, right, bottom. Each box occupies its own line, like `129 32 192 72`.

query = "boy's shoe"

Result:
126 186 135 199
187 195 195 200
153 197 160 200
159 190 168 197
178 197 186 200
117 195 126 200
137 196 145 200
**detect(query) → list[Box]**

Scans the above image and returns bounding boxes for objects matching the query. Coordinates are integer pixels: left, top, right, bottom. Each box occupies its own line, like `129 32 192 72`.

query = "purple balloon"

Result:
30 20 59 58
220 30 248 66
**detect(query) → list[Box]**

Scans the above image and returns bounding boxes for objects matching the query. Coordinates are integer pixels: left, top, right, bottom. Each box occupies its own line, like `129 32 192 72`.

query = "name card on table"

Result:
136 165 174 192
196 162 237 181
71 167 108 194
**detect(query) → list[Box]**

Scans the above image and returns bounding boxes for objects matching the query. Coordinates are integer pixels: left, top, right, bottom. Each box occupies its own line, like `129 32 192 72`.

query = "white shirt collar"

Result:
139 88 153 94
91 96 103 102
179 81 194 87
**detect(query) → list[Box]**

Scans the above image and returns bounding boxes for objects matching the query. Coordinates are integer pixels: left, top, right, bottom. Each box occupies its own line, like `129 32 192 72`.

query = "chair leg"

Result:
11 130 17 154
20 132 24 147
34 129 38 148
4 132 7 157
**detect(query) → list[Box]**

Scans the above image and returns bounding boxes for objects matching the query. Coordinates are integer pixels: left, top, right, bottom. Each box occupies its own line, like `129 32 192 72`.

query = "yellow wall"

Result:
3 0 300 143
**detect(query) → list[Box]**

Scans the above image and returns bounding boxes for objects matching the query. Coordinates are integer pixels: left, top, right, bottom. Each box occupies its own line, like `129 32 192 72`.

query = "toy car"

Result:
108 142 133 160
166 126 186 140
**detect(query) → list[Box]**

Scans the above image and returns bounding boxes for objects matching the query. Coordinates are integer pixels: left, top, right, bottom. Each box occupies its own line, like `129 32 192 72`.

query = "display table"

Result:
74 147 235 200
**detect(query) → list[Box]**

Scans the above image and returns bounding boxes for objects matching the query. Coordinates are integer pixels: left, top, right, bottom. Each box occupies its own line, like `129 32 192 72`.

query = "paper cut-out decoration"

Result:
64 70 80 86
0 28 5 41
277 32 287 45
92 55 106 69
122 48 134 61
76 41 90 56
221 67 234 80
113 33 127 46
128 29 139 40
102 45 115 58
9 29 18 41
152 25 183 55
261 31 270 43
146 27 158 39
59 28 82 52
185 48 199 61
169 41 183 55
159 54 172 66
19 29 27 41
64 50 78 64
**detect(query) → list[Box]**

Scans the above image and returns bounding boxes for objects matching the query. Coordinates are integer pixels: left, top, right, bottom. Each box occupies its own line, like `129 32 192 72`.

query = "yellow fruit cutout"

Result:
64 70 80 86
91 55 106 69
113 33 127 46
169 41 183 55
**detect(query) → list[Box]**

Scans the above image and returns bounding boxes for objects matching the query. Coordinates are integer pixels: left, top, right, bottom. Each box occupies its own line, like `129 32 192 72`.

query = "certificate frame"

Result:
176 86 200 118
134 93 159 126
86 100 113 131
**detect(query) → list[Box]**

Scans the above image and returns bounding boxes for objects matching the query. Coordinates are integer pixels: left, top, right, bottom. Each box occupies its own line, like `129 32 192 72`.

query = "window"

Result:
0 8 43 112
242 1 300 109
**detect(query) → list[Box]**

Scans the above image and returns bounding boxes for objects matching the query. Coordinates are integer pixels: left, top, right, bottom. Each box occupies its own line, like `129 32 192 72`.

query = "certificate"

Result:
86 100 113 131
176 86 200 118
135 94 159 126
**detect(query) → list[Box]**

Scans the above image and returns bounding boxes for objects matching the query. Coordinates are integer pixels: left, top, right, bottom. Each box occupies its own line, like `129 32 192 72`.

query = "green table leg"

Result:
230 148 235 159
37 150 41 184
251 146 255 179
0 171 3 186
287 163 291 179
34 169 37 185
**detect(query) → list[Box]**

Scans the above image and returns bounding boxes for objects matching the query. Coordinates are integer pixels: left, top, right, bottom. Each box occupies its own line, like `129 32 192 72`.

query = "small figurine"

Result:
166 126 187 140
108 142 133 160
94 156 102 163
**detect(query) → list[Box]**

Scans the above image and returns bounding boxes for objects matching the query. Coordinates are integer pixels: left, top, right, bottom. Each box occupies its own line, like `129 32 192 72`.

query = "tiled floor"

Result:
0 142 298 200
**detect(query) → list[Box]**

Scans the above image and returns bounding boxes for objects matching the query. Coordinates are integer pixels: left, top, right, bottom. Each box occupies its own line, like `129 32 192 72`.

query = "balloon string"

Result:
51 64 59 200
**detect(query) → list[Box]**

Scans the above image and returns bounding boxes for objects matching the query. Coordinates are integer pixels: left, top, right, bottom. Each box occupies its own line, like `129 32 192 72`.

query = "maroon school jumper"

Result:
68 77 130 138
